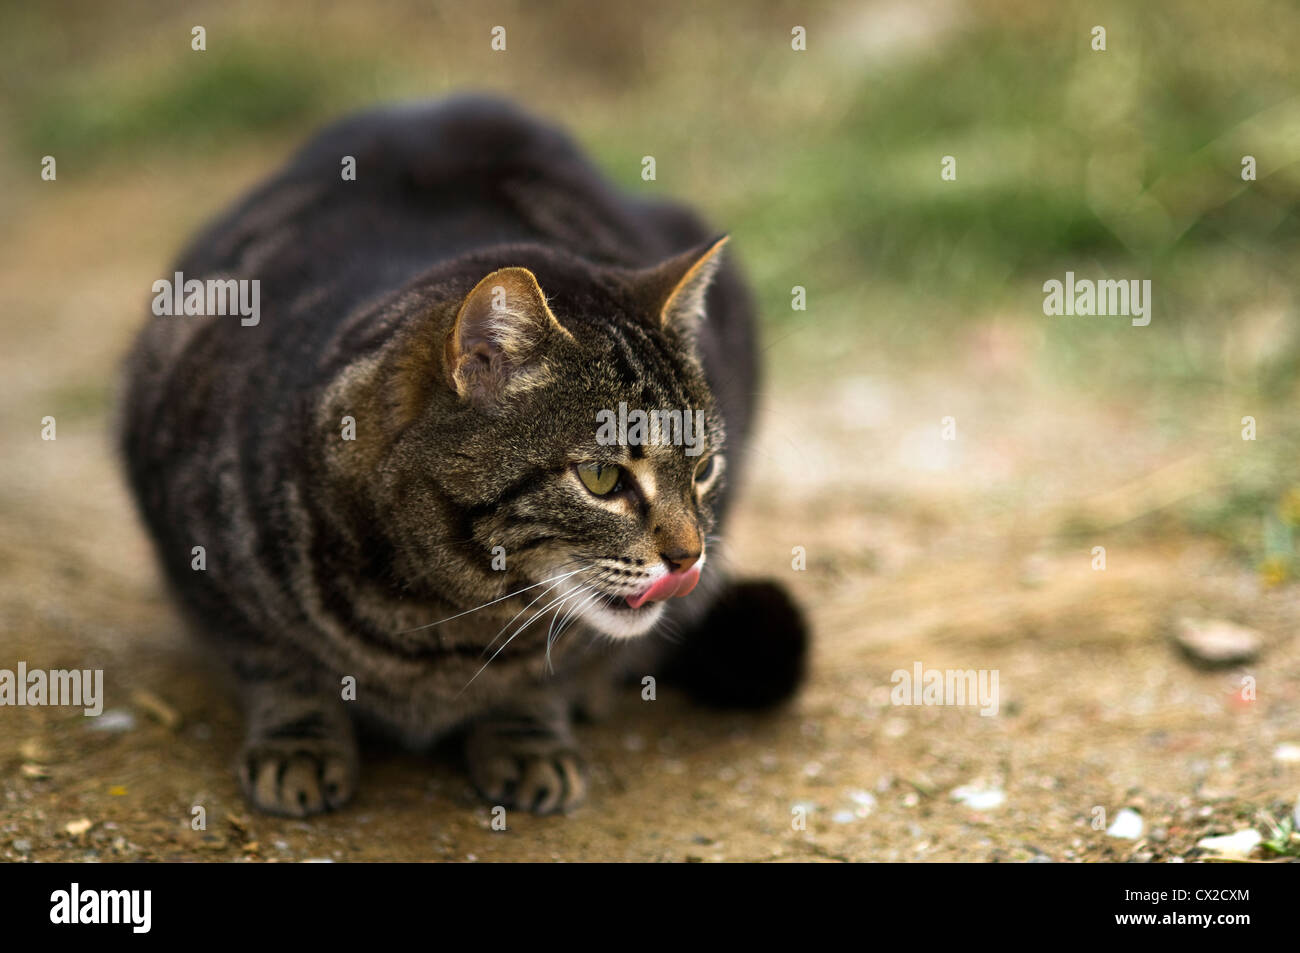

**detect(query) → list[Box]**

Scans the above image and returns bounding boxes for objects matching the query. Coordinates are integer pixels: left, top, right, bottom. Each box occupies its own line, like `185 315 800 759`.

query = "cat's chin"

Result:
579 598 667 639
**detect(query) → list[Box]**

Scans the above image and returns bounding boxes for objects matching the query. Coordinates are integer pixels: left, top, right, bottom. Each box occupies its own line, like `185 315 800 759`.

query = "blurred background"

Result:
1 0 1298 862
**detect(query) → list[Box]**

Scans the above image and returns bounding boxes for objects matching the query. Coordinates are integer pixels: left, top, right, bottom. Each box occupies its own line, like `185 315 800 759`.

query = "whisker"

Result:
460 586 588 694
480 559 592 656
482 575 572 658
546 585 598 672
399 566 587 634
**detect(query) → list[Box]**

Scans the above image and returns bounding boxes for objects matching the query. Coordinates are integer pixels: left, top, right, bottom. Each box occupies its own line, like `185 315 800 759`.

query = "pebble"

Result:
131 690 181 730
1106 808 1144 840
882 717 908 739
1273 743 1300 764
1196 829 1262 859
19 739 51 763
90 709 137 733
847 789 877 816
951 784 1006 811
1173 618 1261 668
12 839 31 853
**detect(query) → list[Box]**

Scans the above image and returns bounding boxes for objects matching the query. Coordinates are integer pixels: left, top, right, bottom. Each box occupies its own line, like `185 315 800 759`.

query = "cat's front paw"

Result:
465 722 587 815
238 739 358 817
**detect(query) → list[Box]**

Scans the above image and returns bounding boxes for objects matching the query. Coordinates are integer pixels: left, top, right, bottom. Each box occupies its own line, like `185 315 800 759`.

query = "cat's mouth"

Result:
559 561 703 638
624 566 701 609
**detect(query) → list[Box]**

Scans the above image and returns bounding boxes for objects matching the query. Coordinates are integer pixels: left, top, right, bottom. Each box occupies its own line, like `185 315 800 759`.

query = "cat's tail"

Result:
664 580 809 709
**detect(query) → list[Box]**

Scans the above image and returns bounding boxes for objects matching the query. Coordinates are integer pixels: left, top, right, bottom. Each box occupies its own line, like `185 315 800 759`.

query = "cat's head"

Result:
362 238 733 640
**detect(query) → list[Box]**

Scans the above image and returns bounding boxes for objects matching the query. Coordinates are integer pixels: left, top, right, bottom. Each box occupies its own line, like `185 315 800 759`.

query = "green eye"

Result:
577 462 622 496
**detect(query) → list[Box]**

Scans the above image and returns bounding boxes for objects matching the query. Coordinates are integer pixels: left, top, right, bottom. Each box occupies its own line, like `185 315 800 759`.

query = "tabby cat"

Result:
120 96 807 816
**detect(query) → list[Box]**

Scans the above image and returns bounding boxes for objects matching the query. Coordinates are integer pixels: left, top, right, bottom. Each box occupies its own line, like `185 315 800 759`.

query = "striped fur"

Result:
119 96 804 817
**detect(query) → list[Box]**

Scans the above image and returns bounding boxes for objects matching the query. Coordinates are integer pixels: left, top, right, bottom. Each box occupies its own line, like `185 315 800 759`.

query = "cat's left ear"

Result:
646 235 729 333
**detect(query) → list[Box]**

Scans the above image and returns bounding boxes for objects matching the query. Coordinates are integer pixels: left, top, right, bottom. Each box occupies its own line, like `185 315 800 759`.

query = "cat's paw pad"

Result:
467 740 586 815
238 741 358 817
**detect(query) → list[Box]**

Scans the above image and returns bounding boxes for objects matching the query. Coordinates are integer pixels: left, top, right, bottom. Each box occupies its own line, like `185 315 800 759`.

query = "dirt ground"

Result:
2 159 1299 864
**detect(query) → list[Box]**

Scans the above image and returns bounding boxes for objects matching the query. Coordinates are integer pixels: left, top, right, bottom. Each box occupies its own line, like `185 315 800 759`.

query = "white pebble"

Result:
1106 808 1144 840
951 784 1006 810
1196 829 1262 859
1272 743 1300 764
90 709 137 733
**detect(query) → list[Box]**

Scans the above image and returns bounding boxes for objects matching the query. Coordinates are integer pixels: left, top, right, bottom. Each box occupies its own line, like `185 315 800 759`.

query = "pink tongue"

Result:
626 566 700 609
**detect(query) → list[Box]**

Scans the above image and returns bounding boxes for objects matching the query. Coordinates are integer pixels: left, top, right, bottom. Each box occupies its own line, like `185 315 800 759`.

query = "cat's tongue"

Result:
627 567 700 609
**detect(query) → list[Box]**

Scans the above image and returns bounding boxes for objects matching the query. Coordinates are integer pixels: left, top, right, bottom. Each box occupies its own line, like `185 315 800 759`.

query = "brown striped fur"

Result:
119 96 806 816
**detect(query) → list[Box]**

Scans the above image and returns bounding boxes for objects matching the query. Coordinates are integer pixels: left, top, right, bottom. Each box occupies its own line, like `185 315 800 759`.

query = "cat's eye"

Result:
695 456 716 482
577 462 622 496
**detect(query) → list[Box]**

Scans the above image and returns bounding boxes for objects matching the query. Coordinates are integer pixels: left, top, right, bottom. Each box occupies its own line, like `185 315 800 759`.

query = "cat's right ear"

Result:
444 267 575 405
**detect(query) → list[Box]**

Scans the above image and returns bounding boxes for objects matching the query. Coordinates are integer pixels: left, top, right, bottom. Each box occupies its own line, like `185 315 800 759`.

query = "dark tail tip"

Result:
667 579 809 709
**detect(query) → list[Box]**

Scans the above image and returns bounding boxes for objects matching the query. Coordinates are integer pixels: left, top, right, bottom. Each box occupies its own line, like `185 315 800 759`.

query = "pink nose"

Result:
626 565 700 609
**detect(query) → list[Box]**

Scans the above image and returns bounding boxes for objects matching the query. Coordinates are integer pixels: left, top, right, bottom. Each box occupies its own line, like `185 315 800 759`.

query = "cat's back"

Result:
123 97 755 458
175 96 704 300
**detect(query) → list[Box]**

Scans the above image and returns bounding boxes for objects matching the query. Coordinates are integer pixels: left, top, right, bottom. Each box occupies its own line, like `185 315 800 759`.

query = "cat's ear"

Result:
445 267 574 404
647 235 729 333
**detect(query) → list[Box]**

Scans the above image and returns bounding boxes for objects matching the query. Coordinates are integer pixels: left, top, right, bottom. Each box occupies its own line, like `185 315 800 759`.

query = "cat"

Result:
119 95 807 817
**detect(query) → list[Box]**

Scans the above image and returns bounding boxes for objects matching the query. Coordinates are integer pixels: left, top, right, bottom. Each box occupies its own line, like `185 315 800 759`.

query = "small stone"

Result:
12 839 32 853
1196 829 1262 859
847 789 877 816
1106 808 1144 840
20 764 50 780
90 709 137 733
131 690 181 730
1272 743 1300 764
951 784 1006 811
1173 618 1261 668
19 739 52 763
882 717 908 739
831 810 856 824
65 818 93 837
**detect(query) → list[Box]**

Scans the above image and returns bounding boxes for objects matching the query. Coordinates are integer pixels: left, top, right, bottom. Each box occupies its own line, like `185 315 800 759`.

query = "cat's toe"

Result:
517 751 586 814
467 737 586 815
239 742 358 817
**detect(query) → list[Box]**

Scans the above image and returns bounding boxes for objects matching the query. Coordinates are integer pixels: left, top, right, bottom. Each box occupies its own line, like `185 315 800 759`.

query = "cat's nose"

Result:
660 546 701 574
